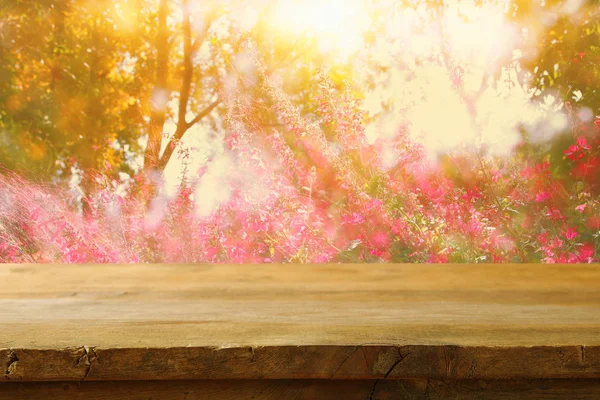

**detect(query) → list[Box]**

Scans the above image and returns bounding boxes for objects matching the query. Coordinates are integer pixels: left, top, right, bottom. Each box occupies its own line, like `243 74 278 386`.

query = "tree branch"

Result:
158 98 221 170
174 1 217 138
176 0 194 134
186 99 221 129
161 0 220 172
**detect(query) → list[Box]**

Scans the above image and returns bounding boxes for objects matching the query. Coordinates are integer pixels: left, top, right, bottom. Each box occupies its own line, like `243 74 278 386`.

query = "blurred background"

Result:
0 0 599 264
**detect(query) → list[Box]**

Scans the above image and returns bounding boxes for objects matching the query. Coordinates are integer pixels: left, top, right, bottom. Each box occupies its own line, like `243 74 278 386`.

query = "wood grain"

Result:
0 264 599 382
2 379 600 400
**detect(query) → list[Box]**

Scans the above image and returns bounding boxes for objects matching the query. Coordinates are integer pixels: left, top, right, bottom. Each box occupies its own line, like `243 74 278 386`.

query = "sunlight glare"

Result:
359 0 559 158
269 0 370 59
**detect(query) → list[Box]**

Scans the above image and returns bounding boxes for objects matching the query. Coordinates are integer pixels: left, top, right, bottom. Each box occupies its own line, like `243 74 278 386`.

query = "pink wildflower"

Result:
565 228 578 240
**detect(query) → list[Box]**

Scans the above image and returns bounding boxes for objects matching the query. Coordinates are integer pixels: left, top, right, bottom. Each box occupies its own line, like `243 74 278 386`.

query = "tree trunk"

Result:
143 0 169 173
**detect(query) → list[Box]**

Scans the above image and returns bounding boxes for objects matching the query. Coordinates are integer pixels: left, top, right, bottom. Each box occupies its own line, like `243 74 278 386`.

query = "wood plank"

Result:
2 345 600 381
2 379 600 400
1 264 599 381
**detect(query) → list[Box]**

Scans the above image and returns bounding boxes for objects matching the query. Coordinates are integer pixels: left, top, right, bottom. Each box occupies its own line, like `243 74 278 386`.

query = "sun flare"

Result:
267 0 370 58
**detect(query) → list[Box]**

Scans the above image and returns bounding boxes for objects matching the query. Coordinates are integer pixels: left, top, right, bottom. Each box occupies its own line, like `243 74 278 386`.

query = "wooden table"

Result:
0 264 599 399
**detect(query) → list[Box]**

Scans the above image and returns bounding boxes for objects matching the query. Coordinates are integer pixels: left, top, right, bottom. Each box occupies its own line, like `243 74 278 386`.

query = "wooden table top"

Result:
1 263 599 382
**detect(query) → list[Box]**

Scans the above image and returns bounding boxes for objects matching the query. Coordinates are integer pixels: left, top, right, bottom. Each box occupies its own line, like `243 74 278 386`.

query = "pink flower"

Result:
566 252 579 263
575 204 587 213
546 207 564 221
565 227 578 240
551 237 564 248
491 170 502 183
542 246 555 257
535 191 550 202
369 248 385 258
364 199 383 212
572 157 599 181
370 231 391 248
342 212 365 225
576 136 591 150
564 144 579 159
579 243 595 260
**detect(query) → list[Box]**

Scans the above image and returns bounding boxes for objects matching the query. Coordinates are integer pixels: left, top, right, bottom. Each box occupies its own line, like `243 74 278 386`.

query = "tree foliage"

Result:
0 0 154 179
511 0 600 109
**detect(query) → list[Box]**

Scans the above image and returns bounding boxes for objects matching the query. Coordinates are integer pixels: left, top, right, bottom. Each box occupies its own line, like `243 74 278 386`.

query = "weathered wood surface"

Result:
3 379 600 400
1 263 600 382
